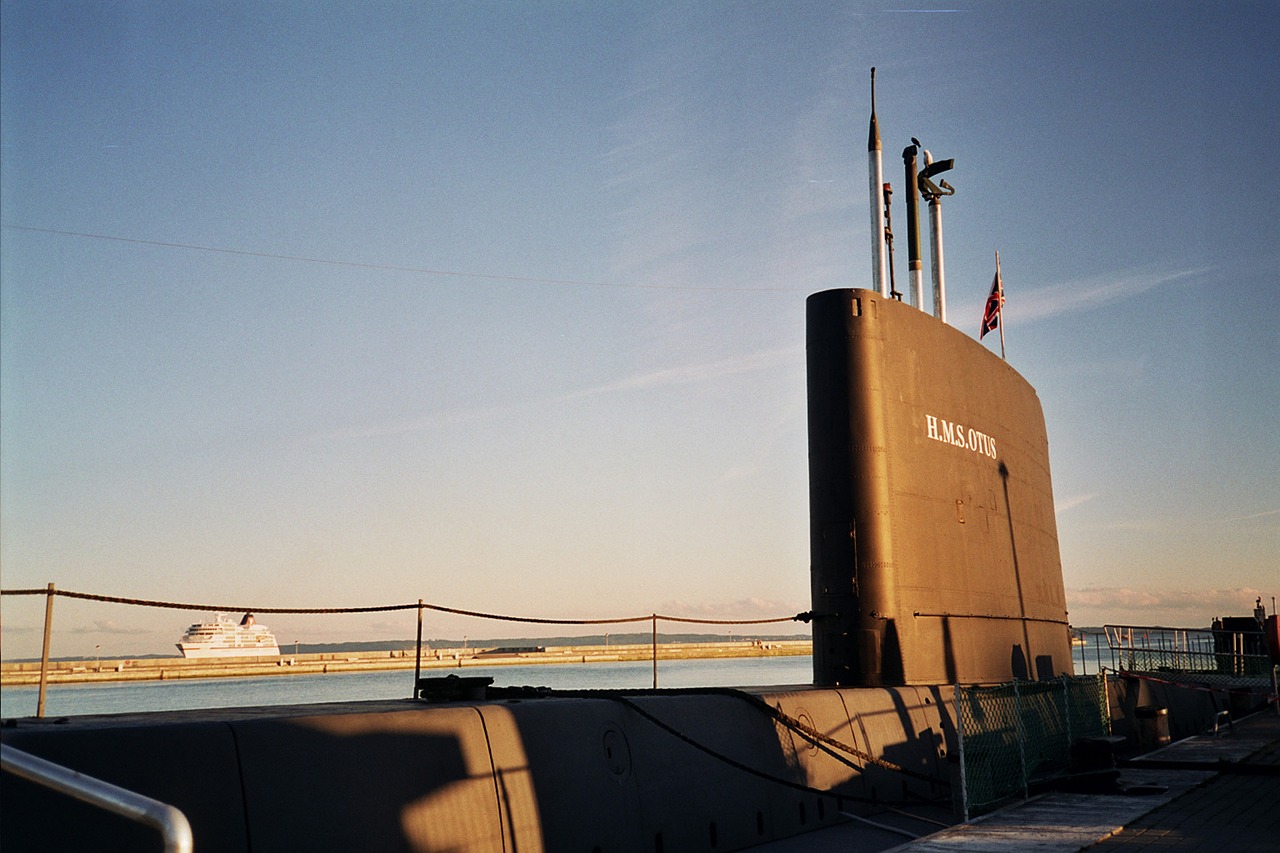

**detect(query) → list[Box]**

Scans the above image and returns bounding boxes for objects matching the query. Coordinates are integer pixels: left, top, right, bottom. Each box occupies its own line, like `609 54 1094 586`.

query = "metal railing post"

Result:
1061 675 1071 751
651 614 658 688
1013 679 1028 801
413 598 424 698
1102 669 1112 735
37 582 55 717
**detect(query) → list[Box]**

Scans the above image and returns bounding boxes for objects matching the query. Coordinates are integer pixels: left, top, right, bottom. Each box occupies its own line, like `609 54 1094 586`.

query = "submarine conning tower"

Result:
806 288 1072 687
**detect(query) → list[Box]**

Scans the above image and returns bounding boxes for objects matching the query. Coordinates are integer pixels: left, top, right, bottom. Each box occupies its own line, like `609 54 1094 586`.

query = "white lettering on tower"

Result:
925 415 998 459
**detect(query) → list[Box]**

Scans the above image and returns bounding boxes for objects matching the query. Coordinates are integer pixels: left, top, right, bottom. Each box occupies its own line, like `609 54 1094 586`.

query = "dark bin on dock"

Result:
1135 705 1170 751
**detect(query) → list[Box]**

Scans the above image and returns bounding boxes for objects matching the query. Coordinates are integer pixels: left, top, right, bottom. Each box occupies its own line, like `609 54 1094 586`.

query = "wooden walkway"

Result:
1085 711 1279 852
756 708 1279 853
888 709 1279 853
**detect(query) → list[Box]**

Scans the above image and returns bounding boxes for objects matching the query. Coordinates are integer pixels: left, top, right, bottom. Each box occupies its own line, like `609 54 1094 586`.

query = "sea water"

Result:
3 643 1108 719
0 655 814 719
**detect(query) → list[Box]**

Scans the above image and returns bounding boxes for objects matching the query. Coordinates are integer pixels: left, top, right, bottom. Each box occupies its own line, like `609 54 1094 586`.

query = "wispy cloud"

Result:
1055 493 1098 515
320 402 518 441
322 346 802 441
70 620 150 636
1009 266 1208 324
1042 356 1149 385
558 345 802 401
1218 508 1280 523
1076 505 1280 533
364 620 411 634
657 597 807 622
955 265 1208 327
1096 519 1167 533
1066 586 1267 624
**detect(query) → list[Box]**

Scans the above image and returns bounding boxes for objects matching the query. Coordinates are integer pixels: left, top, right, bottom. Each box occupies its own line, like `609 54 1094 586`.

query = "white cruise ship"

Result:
176 612 280 658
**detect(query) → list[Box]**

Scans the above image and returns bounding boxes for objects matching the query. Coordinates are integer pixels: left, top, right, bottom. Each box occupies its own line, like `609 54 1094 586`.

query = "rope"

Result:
726 689 945 784
7 583 948 798
607 693 874 801
523 686 946 787
0 587 807 627
603 690 948 810
653 613 802 626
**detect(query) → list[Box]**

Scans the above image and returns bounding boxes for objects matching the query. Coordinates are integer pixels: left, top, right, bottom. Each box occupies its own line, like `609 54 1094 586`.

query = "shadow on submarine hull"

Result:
1 684 957 852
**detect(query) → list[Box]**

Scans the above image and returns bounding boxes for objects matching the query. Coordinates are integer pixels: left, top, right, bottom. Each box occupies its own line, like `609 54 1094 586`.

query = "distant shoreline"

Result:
0 640 812 686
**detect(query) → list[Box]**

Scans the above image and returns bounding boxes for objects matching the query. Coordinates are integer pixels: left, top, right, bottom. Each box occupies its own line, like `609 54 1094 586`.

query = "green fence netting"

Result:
956 674 1109 819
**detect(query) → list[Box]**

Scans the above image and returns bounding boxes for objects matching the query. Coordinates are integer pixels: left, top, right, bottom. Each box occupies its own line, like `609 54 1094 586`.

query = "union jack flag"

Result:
979 265 1003 339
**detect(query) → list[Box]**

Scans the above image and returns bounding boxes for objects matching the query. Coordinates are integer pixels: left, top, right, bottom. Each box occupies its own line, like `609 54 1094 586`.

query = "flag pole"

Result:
996 250 1006 360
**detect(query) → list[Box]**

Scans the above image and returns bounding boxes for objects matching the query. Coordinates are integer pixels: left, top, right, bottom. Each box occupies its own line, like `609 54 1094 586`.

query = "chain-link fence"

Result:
955 674 1109 819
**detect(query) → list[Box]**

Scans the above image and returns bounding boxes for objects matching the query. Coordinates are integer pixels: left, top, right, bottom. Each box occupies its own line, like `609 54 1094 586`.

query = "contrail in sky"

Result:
951 265 1208 327
1011 266 1208 323
324 346 802 440
1054 493 1097 514
558 345 802 400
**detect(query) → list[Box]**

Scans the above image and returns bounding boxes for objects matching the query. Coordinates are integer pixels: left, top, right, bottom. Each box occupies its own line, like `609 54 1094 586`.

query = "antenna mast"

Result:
867 68 889 297
883 183 899 299
919 150 955 322
902 140 924 308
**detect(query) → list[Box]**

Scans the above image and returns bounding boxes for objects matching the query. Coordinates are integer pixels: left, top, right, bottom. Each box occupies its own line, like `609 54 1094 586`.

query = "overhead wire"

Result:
0 224 803 293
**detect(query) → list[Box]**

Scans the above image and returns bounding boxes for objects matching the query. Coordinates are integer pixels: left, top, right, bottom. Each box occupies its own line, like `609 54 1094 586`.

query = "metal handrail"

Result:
1102 623 1271 682
0 743 194 853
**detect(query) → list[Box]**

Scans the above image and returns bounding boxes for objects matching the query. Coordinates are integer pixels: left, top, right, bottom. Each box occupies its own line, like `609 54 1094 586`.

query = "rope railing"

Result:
0 586 806 626
1 584 812 716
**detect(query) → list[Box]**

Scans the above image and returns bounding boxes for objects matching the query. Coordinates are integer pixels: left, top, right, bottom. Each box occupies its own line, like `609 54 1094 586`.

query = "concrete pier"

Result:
1 640 812 686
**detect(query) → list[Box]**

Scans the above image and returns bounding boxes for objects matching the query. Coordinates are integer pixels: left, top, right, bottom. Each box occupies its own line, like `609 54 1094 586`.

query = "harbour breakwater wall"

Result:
1 640 812 686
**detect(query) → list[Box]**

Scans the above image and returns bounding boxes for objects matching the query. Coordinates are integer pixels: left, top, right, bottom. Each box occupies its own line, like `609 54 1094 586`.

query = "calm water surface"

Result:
1 656 814 719
4 642 1108 719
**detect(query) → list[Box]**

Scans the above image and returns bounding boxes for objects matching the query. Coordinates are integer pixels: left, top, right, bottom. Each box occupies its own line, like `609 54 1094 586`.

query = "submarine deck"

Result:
5 680 1275 851
758 707 1280 852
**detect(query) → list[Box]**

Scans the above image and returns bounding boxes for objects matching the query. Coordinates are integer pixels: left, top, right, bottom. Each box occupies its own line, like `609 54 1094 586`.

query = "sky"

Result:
1 1 1276 659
